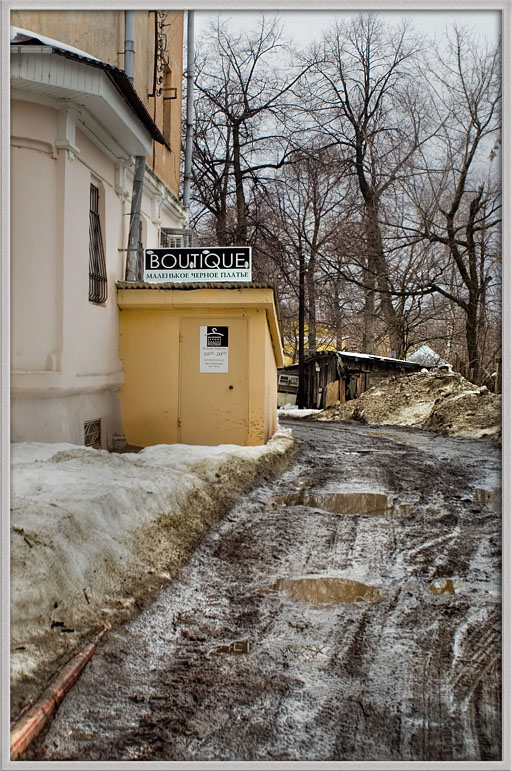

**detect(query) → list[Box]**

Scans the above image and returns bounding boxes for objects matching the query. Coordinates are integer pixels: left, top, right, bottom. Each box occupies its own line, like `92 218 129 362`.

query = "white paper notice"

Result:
200 326 229 373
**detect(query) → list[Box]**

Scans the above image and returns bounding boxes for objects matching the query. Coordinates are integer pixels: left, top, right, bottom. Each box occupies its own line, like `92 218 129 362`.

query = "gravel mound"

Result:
315 370 501 441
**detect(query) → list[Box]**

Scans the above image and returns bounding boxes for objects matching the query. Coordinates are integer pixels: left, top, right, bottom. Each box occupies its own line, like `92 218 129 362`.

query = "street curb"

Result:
10 626 108 760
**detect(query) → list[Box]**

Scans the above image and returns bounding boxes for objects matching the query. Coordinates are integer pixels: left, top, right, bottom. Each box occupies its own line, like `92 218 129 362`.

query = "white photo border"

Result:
1 1 509 769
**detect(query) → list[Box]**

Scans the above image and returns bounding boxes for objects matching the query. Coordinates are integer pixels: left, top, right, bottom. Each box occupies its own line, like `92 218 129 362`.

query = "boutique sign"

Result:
144 247 252 283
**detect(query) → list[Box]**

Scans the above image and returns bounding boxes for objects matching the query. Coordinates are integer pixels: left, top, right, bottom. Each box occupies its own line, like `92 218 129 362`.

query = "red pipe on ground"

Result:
10 626 108 760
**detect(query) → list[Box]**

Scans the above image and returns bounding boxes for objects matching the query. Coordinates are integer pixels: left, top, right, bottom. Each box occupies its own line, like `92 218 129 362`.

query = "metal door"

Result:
179 317 248 445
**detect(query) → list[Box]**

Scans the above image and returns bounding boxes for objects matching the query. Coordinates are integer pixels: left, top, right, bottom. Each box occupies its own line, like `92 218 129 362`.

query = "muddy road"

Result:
26 419 502 762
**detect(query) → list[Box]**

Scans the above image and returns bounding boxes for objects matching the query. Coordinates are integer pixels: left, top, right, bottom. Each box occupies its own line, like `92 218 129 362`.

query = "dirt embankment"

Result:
315 370 501 442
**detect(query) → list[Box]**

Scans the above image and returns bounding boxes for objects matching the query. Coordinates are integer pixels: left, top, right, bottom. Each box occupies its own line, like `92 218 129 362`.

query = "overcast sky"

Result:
194 9 500 48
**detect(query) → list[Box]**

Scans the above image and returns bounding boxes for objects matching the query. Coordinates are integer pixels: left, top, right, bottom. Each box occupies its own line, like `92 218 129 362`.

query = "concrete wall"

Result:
148 12 184 199
11 101 124 447
10 391 125 448
11 102 59 373
10 10 122 66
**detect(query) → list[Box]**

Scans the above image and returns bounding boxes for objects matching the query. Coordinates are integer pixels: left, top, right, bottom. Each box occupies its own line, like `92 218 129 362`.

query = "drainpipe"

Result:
124 11 135 83
183 10 194 209
124 11 145 281
125 155 145 281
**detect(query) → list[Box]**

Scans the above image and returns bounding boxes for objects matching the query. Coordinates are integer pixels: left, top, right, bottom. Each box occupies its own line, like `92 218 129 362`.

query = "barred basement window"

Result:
84 419 102 449
89 183 108 303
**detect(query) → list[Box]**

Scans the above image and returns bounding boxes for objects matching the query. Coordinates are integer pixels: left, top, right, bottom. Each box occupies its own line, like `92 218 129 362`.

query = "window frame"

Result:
88 182 108 304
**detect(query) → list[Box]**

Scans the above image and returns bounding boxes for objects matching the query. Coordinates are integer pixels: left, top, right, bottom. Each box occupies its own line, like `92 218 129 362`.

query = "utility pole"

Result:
183 10 194 209
123 11 144 282
297 252 306 409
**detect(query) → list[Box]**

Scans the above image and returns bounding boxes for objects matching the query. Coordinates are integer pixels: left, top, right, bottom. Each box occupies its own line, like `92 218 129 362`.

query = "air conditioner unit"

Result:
160 228 198 248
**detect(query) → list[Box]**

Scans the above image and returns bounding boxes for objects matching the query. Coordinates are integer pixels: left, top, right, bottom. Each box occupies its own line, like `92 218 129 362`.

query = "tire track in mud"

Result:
26 420 501 761
448 606 502 760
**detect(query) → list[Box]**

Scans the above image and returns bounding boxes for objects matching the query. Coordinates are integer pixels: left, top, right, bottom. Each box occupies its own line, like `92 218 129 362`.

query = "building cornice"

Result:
11 47 156 157
143 164 188 228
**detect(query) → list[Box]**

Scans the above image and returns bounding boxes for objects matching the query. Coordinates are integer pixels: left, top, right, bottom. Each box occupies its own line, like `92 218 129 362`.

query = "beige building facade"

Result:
10 10 183 198
10 12 188 448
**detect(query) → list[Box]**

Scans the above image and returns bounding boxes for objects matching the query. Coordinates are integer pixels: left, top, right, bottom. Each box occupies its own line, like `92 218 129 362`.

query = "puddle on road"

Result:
363 430 414 445
273 490 393 517
71 729 94 741
306 491 392 516
273 491 305 507
216 639 251 655
429 579 455 595
474 488 501 513
267 577 383 605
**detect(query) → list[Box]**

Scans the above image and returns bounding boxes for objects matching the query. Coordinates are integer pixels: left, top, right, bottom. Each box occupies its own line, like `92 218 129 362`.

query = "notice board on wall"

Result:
199 326 229 373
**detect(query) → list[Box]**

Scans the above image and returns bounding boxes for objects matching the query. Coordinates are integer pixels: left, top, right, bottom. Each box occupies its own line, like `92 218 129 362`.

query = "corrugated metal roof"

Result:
116 281 278 291
335 350 414 366
10 27 165 145
279 350 426 371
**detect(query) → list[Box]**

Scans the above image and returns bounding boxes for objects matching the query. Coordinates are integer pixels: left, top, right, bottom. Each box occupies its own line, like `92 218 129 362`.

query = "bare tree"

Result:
190 93 232 243
304 14 426 356
406 27 501 381
191 15 310 245
251 144 348 355
189 13 500 380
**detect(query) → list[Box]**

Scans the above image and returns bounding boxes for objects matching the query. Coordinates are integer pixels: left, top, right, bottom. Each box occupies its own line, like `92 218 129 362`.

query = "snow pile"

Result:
278 405 321 419
421 387 501 440
314 370 501 441
10 428 295 713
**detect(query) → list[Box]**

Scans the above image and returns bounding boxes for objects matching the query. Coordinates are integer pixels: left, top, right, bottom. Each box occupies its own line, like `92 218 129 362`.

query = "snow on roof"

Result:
338 350 412 365
10 26 165 146
10 26 100 61
406 345 449 367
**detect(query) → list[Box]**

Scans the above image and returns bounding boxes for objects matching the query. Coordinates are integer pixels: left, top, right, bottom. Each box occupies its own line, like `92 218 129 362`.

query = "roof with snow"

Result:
336 350 413 366
10 26 165 145
279 349 428 375
11 26 100 60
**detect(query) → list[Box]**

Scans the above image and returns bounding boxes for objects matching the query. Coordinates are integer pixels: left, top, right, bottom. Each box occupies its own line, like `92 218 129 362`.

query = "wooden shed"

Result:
278 351 429 410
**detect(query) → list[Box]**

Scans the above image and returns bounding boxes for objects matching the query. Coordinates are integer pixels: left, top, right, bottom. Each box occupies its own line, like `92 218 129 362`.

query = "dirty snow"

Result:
10 368 501 719
315 370 501 441
11 26 100 61
278 405 321 418
10 428 295 713
23 419 502 762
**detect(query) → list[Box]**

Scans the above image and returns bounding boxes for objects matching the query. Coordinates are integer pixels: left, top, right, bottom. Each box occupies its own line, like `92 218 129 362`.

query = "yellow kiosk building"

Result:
117 280 284 447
